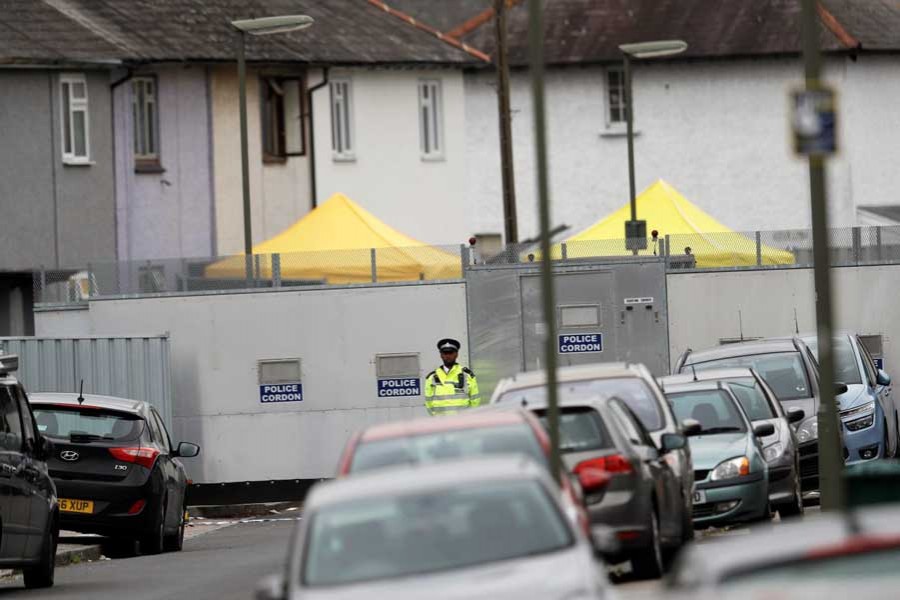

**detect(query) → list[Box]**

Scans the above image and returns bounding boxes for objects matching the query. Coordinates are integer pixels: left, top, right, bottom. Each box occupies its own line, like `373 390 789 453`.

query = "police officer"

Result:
424 338 480 416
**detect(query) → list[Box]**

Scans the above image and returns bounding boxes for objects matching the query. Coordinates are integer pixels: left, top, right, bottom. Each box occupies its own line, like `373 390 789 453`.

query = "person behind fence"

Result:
424 338 480 416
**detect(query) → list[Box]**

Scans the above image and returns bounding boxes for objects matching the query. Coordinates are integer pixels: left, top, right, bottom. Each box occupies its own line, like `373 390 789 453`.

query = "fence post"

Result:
852 226 861 265
561 242 568 261
272 253 282 287
664 235 671 270
460 244 470 274
756 231 762 266
876 226 883 262
244 255 253 289
370 248 377 283
254 254 262 287
87 263 95 297
39 266 46 303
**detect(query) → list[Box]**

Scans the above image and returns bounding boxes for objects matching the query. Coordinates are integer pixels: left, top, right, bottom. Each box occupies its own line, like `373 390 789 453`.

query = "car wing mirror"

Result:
681 418 702 437
877 370 892 387
36 436 54 461
787 407 805 424
661 433 687 453
175 442 201 458
754 423 776 437
834 382 849 395
255 574 287 600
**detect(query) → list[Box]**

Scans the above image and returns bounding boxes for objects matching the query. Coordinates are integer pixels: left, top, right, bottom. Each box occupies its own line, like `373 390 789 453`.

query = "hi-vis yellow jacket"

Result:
423 364 480 416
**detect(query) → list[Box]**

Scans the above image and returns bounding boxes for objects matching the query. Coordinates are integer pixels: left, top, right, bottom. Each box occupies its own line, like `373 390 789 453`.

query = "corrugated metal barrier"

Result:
0 336 173 427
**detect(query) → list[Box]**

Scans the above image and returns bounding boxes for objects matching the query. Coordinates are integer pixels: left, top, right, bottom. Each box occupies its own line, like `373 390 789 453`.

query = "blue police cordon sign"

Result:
559 333 603 354
874 358 885 371
259 383 303 403
378 378 421 397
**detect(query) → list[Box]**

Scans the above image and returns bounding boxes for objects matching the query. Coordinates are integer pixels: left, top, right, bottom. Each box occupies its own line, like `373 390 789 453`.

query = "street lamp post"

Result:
231 15 314 281
618 40 687 254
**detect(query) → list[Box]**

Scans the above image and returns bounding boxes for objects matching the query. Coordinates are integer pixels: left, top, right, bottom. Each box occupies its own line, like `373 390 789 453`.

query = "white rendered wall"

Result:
464 55 900 243
313 68 468 246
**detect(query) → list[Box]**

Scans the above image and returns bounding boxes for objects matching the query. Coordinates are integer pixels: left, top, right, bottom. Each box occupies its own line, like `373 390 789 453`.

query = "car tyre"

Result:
778 472 804 518
163 496 186 552
23 520 57 589
141 496 167 555
631 510 663 580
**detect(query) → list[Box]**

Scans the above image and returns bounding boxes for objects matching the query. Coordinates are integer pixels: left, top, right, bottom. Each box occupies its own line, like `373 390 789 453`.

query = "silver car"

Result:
660 368 805 517
256 456 611 600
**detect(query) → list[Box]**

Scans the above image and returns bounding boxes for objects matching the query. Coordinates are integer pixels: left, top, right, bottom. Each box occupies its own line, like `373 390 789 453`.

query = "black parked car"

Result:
0 354 58 589
28 392 199 554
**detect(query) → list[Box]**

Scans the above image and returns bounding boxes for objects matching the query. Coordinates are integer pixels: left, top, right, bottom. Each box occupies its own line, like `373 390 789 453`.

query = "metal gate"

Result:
0 336 173 427
466 258 669 399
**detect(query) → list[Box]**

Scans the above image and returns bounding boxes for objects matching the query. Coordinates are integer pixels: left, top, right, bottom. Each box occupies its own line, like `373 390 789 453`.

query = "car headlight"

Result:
846 413 875 432
710 456 751 481
840 401 875 420
763 442 784 463
797 417 818 443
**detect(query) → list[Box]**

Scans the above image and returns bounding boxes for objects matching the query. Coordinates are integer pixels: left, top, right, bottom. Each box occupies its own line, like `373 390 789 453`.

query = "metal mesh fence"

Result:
30 225 900 304
33 245 466 303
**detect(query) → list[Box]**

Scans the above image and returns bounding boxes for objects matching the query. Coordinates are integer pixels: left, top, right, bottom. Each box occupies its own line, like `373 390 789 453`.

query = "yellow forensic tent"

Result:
204 193 461 283
555 180 795 268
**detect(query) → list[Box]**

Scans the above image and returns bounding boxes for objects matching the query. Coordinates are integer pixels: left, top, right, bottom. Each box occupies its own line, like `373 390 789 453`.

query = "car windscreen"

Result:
722 546 900 588
496 377 663 431
724 378 777 421
302 479 573 587
805 337 863 385
350 424 546 474
534 407 613 454
691 352 811 401
667 390 748 434
32 405 145 443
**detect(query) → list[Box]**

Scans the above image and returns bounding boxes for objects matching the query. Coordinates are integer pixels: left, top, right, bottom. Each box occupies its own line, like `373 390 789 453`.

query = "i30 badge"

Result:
60 450 80 462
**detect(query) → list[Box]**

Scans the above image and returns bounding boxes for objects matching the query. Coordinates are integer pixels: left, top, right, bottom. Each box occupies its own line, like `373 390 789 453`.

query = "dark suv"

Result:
29 392 199 554
0 354 58 589
675 337 838 501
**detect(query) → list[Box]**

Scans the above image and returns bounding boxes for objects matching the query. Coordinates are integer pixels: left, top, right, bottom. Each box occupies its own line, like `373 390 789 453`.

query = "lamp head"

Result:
231 15 314 35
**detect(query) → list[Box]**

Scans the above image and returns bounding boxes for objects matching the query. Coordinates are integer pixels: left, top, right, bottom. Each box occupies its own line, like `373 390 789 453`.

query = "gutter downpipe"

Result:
110 68 134 275
306 67 330 209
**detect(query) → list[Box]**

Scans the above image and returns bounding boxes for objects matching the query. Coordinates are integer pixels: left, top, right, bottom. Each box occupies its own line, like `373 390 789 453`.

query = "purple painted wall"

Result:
114 65 214 262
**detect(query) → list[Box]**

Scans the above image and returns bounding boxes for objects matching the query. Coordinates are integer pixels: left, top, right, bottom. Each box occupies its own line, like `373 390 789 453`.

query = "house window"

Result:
418 80 444 159
60 73 90 163
606 67 627 125
262 77 306 160
329 80 354 160
132 77 159 163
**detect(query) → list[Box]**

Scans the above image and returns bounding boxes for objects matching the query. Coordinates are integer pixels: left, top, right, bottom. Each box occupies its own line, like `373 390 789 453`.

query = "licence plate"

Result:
59 499 94 514
693 489 707 504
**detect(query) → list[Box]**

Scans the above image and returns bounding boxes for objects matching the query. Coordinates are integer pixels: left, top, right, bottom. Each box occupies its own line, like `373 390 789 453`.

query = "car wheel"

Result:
140 496 167 555
778 472 804 518
164 495 186 552
631 510 663 580
23 519 57 589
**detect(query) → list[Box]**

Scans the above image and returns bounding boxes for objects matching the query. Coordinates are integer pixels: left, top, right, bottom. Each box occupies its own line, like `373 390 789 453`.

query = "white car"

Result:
256 456 612 600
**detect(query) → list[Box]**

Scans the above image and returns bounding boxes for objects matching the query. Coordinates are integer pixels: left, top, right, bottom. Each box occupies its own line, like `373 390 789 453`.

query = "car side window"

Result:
151 410 172 452
14 386 37 453
0 386 23 452
609 400 648 447
857 338 877 387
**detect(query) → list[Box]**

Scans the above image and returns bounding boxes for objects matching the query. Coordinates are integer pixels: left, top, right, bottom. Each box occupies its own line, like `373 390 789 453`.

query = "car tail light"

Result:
574 454 634 475
127 499 146 515
109 447 160 469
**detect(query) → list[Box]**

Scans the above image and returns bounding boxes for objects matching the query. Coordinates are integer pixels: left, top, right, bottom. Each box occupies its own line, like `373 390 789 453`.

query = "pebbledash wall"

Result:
210 66 469 256
463 55 900 243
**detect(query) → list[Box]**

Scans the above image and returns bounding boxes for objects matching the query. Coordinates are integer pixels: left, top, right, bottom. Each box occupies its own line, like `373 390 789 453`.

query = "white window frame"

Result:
329 79 355 161
60 73 91 164
418 79 444 160
605 66 627 128
132 76 159 162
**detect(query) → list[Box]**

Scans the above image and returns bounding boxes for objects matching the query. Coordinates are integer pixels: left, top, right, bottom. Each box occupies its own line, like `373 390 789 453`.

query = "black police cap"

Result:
437 338 461 352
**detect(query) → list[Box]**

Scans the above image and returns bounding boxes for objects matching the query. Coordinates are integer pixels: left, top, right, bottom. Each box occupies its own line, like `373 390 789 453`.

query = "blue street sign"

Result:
378 378 421 397
259 383 303 403
558 333 603 354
